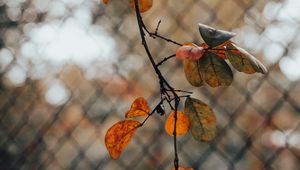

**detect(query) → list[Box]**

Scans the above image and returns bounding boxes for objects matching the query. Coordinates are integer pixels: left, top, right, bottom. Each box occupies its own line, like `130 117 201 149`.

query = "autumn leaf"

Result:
225 43 268 74
198 52 233 87
176 45 205 61
198 23 236 48
125 97 150 118
184 97 217 142
183 59 203 87
202 42 231 60
165 111 190 136
171 166 194 170
130 0 153 13
183 51 232 87
105 120 141 159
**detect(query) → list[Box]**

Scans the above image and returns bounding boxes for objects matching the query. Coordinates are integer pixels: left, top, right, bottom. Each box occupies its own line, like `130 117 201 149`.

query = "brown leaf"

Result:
198 52 233 87
105 120 141 159
225 43 268 74
171 166 194 170
125 97 150 118
130 0 153 13
165 111 190 136
184 97 217 142
183 59 204 87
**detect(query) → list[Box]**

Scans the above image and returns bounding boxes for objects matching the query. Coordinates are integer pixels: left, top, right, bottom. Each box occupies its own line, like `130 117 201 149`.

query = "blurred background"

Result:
0 0 299 169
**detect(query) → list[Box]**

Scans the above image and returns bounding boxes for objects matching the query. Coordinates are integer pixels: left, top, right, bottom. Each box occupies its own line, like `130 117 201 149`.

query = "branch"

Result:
156 54 176 67
173 98 180 169
141 18 182 46
149 32 183 46
154 19 161 34
133 1 182 169
139 95 190 127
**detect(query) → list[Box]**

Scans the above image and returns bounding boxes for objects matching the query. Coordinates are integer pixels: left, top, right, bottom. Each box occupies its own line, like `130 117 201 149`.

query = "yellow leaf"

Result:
105 120 141 159
165 111 190 136
125 97 150 118
130 0 153 13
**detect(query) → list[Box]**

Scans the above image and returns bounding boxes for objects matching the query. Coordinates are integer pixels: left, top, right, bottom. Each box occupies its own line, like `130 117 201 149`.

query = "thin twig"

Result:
155 20 162 34
156 54 176 67
172 90 193 94
141 19 182 46
150 32 182 46
139 95 189 127
140 99 165 126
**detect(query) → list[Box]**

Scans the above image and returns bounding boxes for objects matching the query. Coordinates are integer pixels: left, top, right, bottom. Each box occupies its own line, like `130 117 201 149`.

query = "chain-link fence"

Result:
0 0 299 169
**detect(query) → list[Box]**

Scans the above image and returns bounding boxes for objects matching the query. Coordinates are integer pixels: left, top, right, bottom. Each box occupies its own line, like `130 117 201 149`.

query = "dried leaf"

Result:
198 23 236 48
208 49 227 59
130 0 153 13
171 166 194 170
198 52 233 87
183 59 204 87
125 97 150 118
225 43 268 74
184 97 217 142
103 0 110 4
105 120 141 159
176 45 204 61
165 111 190 136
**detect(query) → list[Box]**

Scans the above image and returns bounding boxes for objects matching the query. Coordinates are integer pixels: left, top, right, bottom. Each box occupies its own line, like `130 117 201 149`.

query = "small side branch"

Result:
141 19 182 46
149 32 183 46
155 20 161 34
156 54 176 67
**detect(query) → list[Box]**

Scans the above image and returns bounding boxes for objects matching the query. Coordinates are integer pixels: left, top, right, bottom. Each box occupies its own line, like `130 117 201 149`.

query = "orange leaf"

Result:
103 0 110 4
183 42 198 47
130 0 153 13
201 42 229 59
165 111 190 136
125 97 150 118
105 120 141 159
171 166 194 170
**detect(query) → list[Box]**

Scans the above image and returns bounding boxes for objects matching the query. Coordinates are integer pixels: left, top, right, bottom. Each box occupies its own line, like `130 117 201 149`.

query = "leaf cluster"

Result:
102 1 267 169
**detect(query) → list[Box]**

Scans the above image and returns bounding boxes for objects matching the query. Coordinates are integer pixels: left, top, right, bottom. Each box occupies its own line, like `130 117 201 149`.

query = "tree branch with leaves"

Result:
103 1 267 170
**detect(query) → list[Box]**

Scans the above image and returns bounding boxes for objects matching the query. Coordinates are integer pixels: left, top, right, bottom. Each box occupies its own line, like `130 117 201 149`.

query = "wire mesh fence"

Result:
0 0 299 169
